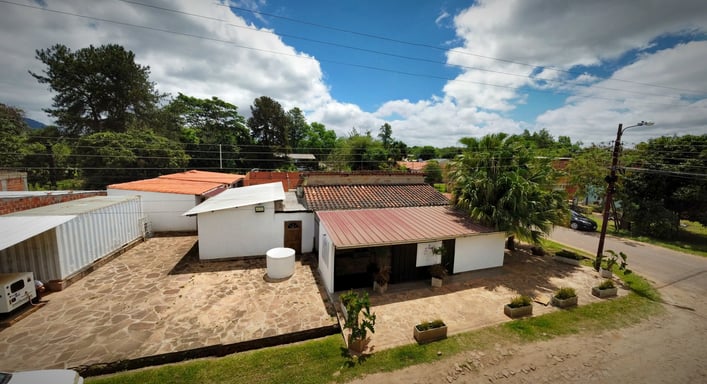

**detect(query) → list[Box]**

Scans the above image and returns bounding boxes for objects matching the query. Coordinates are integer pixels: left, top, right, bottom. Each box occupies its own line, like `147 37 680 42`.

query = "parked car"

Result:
0 369 83 384
570 210 597 231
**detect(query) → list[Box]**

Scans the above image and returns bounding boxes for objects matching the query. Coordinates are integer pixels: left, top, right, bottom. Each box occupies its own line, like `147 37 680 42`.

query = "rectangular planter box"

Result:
553 256 581 266
600 268 613 278
592 286 618 298
504 304 533 318
414 324 448 344
552 295 578 308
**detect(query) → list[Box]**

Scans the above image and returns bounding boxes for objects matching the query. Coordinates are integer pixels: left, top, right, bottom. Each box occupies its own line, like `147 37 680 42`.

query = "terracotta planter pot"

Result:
414 324 448 344
504 304 533 318
553 255 581 266
592 286 618 298
348 337 365 353
373 281 388 294
552 295 578 308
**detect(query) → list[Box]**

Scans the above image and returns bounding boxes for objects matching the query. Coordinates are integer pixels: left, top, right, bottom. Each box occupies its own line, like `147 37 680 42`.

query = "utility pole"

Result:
595 121 654 270
595 124 622 270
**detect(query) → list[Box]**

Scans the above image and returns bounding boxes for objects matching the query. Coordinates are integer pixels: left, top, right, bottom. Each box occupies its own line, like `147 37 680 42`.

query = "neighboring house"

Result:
0 190 105 215
0 196 144 290
301 172 505 294
183 182 313 260
107 170 243 233
244 171 300 191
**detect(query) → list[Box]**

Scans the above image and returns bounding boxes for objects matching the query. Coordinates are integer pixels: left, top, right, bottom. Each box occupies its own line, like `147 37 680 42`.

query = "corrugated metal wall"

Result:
55 197 143 278
0 228 61 281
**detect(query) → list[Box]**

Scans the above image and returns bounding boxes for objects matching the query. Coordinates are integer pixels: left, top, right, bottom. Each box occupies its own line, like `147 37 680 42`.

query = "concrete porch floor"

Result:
337 249 629 352
0 236 337 372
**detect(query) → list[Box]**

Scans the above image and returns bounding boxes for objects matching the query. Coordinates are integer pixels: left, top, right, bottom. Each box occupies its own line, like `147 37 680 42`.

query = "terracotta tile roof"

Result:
159 170 244 184
317 206 494 249
397 161 427 171
108 178 227 195
303 184 449 211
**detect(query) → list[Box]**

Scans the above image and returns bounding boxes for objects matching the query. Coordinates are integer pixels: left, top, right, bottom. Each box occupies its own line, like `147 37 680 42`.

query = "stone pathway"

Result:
344 250 627 352
0 236 336 371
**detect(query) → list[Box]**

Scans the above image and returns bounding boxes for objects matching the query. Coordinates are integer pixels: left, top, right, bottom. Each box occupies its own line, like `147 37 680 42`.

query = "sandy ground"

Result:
346 284 707 383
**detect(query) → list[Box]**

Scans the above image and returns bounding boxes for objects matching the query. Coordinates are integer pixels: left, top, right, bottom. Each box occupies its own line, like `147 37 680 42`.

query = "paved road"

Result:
550 226 707 310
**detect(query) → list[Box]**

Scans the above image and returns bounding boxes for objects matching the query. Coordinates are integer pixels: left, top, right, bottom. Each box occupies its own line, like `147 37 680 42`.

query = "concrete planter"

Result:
431 277 443 287
552 295 578 308
592 286 618 298
600 268 613 278
553 255 581 266
414 324 448 344
504 304 533 318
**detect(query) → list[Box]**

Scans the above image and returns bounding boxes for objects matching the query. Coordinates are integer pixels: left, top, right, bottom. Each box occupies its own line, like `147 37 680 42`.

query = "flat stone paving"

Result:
341 249 629 352
0 236 336 371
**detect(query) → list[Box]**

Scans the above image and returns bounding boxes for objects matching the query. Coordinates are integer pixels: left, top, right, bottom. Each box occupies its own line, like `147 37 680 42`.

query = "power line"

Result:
218 1 707 96
0 0 700 109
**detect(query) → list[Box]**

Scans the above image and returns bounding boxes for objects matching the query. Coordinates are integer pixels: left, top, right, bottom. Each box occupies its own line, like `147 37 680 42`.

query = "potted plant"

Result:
552 287 578 308
552 249 583 266
592 279 618 298
373 266 390 294
413 319 447 344
429 264 447 287
504 295 533 318
600 250 630 278
341 290 376 354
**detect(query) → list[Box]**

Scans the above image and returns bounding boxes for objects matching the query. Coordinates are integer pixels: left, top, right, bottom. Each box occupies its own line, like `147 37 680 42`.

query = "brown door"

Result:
390 243 418 283
284 221 302 254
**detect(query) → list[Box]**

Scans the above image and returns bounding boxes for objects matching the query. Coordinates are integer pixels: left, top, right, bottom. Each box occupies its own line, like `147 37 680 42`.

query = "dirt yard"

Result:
346 284 707 383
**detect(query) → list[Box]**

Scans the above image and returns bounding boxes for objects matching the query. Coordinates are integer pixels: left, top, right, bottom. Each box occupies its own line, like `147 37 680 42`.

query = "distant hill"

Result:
24 117 46 129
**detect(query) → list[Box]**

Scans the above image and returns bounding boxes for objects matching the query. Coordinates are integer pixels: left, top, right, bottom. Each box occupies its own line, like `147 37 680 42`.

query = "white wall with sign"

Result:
416 241 443 267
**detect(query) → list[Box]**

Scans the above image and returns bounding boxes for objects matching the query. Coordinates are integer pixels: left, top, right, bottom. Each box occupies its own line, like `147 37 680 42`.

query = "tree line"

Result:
1 43 704 241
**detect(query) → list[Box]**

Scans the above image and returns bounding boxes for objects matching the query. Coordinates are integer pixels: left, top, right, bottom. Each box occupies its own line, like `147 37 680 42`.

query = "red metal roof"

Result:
159 170 244 184
304 184 449 211
317 206 494 249
108 178 227 195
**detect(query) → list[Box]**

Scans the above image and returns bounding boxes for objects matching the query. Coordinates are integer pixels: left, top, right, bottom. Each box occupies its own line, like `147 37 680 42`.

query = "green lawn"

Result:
88 269 662 384
569 216 707 258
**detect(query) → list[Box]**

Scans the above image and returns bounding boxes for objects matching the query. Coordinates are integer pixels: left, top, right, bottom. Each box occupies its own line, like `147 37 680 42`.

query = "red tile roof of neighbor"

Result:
303 184 450 211
108 178 227 195
397 161 427 171
159 170 244 184
317 206 494 249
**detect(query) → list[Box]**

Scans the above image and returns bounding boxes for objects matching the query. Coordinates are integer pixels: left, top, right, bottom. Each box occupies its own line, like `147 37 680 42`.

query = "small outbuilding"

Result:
0 196 144 290
108 170 244 233
184 182 313 260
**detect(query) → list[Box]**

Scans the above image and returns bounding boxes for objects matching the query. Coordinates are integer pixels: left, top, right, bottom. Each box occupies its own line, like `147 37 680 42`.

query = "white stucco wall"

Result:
108 189 198 232
453 232 506 273
317 222 335 293
196 201 282 259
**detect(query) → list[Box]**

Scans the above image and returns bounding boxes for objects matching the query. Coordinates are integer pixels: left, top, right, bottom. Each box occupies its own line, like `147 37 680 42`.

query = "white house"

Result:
315 206 505 294
108 170 243 233
0 196 144 290
184 182 314 260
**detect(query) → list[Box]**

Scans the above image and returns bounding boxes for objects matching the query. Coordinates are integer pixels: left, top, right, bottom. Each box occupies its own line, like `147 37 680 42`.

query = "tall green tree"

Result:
299 121 337 160
166 93 249 170
25 125 73 189
30 44 161 136
622 134 707 238
287 107 308 151
0 103 31 168
76 129 189 188
423 160 443 185
378 123 393 149
247 96 288 149
566 145 611 203
449 133 567 246
328 129 386 171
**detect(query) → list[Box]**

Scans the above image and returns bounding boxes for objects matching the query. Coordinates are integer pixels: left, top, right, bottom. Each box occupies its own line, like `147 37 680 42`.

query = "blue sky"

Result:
0 0 706 147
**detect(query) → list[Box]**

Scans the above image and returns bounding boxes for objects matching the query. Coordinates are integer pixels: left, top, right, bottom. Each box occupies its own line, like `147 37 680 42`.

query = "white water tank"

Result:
266 247 295 279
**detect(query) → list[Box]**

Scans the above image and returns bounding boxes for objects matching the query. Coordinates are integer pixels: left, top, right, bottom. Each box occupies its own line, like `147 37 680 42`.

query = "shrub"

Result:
429 264 447 279
555 287 577 300
598 279 615 289
508 295 532 308
417 319 446 331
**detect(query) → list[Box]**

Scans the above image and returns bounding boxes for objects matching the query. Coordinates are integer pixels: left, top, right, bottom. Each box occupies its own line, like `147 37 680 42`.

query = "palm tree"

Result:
449 133 566 248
